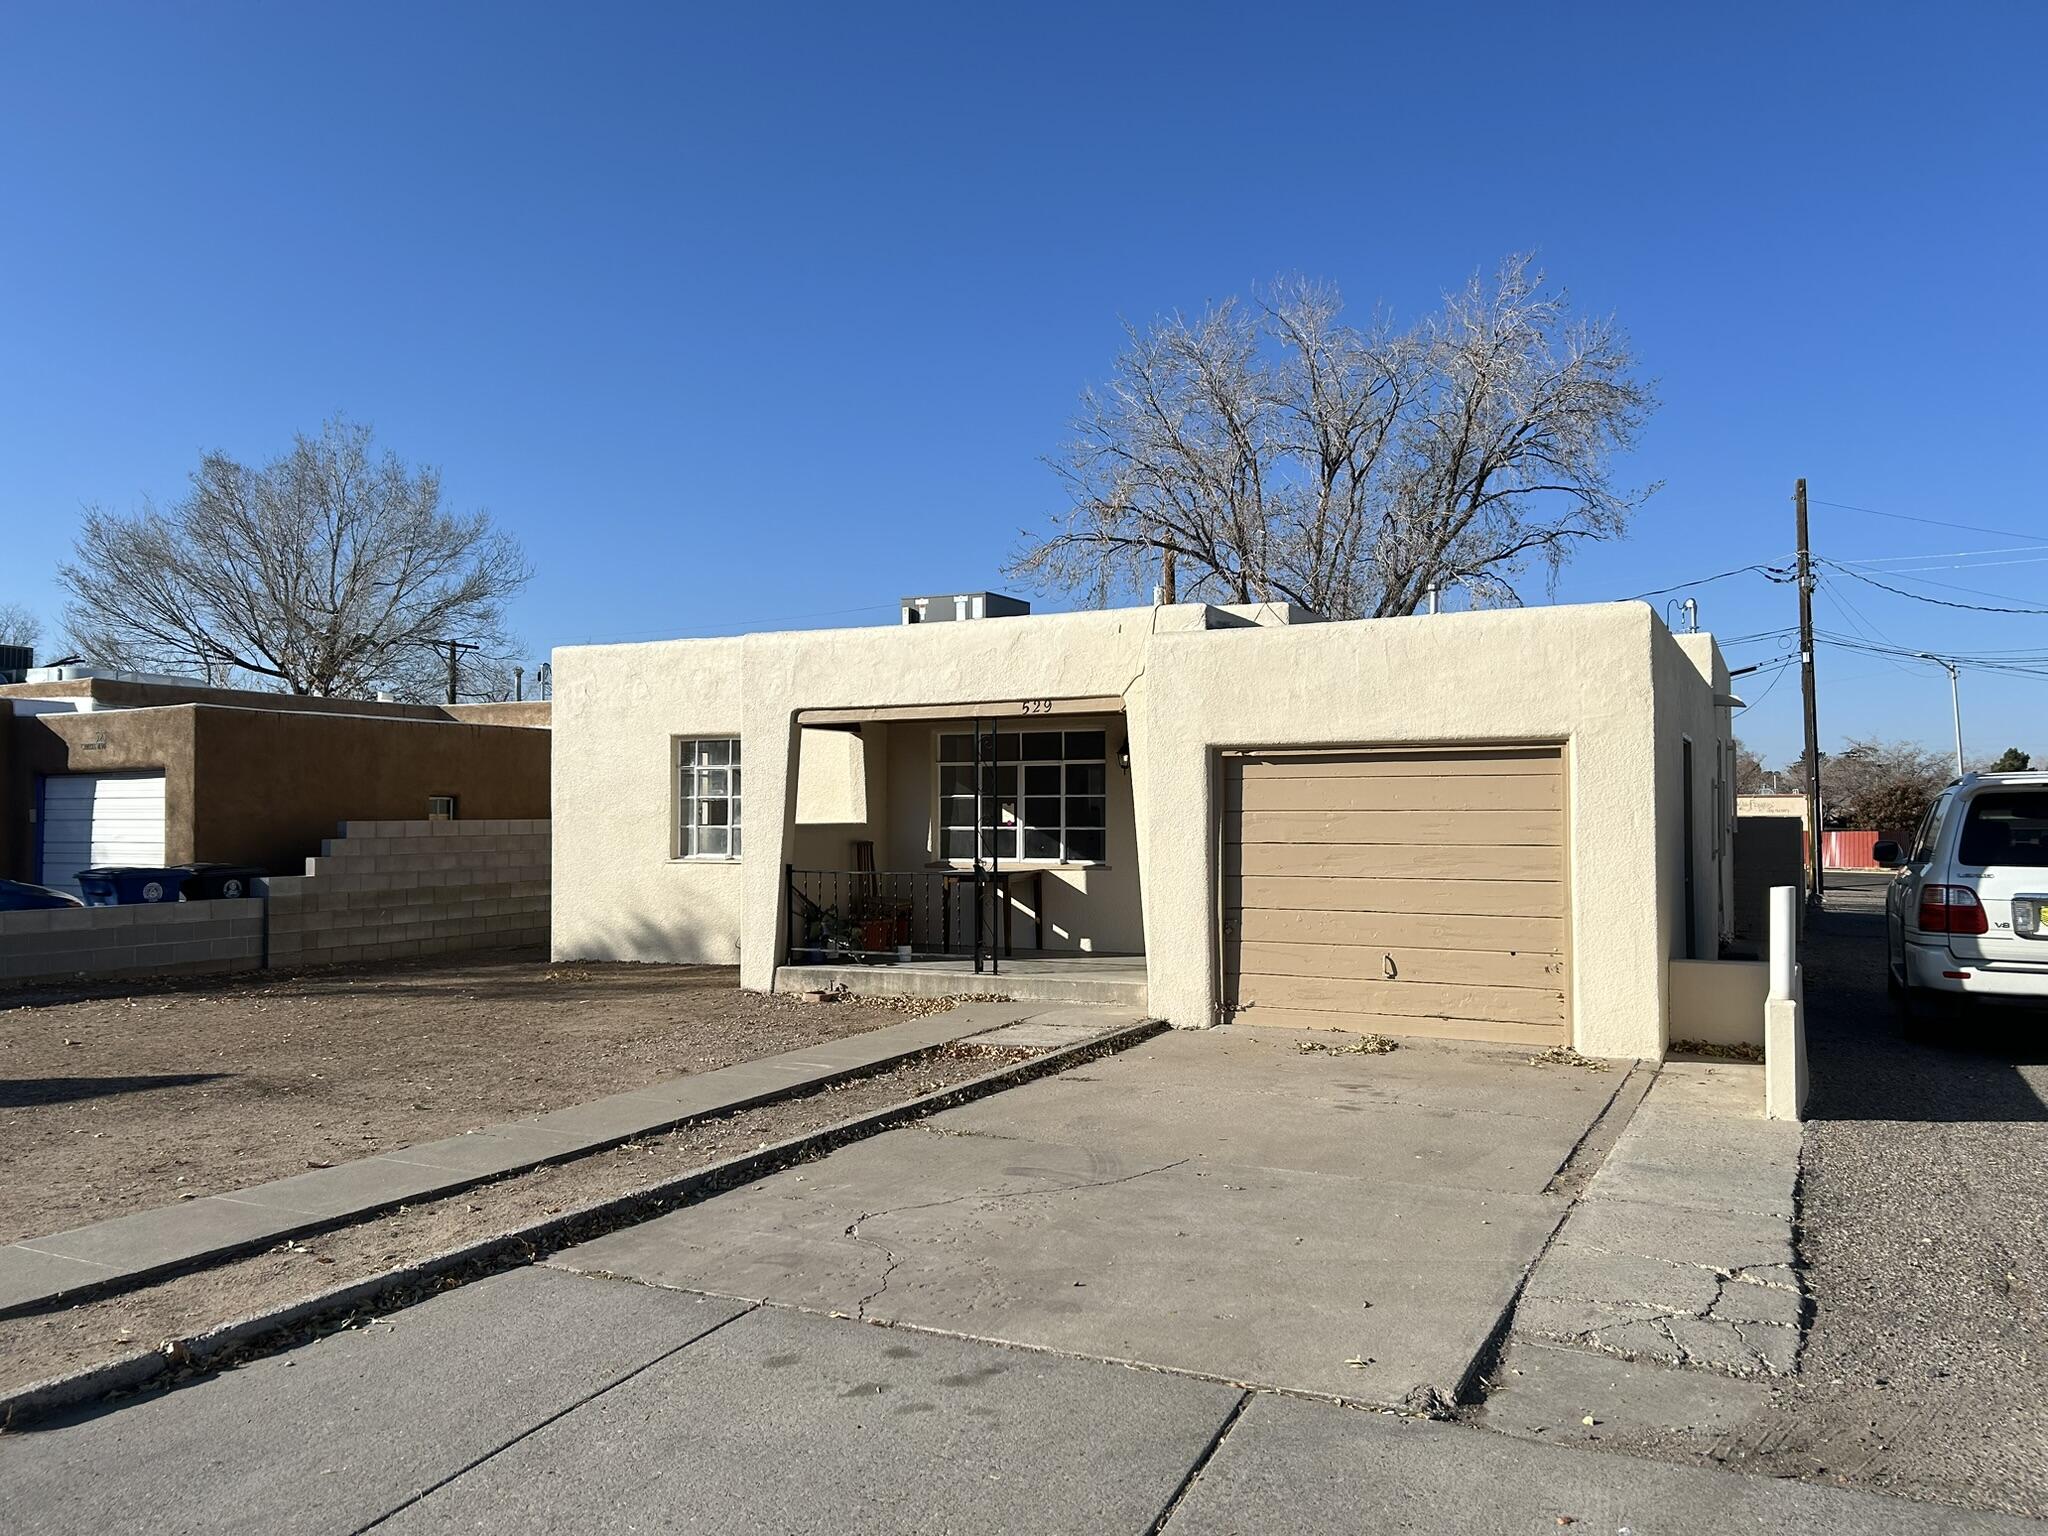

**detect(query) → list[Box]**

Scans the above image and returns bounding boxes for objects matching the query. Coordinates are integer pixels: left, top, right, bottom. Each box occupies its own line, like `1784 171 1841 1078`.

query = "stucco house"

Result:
0 671 550 894
551 596 1736 1060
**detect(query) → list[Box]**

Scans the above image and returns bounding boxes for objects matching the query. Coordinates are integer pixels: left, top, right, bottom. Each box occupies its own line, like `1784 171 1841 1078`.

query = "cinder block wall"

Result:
262 819 549 969
0 899 264 985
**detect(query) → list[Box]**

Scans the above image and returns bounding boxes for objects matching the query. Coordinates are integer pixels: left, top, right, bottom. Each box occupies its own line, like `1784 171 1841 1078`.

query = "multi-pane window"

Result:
936 729 1107 864
677 737 742 859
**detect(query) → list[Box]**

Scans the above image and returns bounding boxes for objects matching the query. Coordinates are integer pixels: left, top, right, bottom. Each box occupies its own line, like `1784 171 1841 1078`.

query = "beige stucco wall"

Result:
1668 958 1768 1047
551 600 1723 1059
551 636 746 964
1135 602 1678 1057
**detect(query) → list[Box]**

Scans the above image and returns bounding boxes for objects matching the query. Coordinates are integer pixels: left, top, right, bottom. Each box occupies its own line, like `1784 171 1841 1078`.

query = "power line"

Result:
1625 561 1795 601
1735 661 1795 713
1844 545 2048 570
1810 497 2040 546
1819 559 2048 615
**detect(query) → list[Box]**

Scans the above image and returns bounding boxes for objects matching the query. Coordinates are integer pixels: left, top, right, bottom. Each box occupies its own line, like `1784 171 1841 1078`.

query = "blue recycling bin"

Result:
75 867 191 906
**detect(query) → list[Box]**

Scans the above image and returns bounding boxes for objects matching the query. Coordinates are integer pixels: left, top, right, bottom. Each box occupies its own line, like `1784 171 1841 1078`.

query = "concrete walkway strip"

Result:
0 1268 755 1536
1512 1060 1807 1377
1158 1391 2034 1534
0 1001 1121 1319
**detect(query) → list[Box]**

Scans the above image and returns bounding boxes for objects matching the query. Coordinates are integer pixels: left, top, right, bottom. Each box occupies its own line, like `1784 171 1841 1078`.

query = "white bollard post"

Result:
1768 885 1797 1002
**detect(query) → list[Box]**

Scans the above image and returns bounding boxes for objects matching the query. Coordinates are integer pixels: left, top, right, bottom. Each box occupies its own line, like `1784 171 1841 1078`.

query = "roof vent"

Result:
900 592 1031 625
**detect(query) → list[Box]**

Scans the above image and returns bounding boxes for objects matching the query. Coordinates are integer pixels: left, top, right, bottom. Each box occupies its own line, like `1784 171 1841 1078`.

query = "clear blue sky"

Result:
4 2 2044 766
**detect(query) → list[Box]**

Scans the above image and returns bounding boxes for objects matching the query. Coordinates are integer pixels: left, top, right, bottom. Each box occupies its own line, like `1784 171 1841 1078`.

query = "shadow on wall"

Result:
1803 905 2048 1124
551 907 742 970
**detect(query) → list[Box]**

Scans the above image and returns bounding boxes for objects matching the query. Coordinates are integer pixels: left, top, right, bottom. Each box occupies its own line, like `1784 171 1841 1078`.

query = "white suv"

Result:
1878 771 2048 1033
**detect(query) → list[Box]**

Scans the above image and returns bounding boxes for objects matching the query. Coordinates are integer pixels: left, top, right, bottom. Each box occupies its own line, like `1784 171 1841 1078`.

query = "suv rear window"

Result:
1957 790 2048 868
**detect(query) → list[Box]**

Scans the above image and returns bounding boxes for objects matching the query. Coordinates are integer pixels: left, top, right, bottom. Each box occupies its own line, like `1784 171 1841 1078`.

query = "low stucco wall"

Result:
1766 967 1807 1122
552 600 1725 1059
1668 958 1768 1047
0 898 264 986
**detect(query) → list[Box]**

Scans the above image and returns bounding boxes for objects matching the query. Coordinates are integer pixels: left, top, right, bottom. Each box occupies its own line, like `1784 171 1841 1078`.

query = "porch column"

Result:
738 704 801 993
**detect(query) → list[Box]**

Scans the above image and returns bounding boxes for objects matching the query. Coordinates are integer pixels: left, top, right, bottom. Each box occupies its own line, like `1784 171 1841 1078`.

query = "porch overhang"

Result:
796 697 1127 727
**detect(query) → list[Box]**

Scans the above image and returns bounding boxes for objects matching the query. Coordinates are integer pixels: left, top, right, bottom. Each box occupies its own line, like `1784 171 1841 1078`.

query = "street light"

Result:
1919 654 1964 777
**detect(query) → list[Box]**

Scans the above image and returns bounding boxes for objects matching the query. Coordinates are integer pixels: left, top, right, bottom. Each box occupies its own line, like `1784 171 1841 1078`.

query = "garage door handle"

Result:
1383 953 1398 980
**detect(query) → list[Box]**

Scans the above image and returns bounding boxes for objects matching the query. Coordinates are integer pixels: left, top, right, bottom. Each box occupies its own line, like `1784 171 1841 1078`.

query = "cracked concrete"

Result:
551 1025 1616 1406
1510 1060 1806 1378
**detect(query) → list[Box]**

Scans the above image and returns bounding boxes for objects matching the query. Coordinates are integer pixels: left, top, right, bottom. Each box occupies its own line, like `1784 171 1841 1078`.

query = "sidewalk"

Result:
1511 1058 1804 1375
3 1264 2028 1534
0 1001 1142 1317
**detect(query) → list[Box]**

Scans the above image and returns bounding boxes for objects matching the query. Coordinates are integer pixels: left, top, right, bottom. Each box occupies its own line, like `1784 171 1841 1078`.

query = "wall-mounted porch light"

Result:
1118 735 1131 773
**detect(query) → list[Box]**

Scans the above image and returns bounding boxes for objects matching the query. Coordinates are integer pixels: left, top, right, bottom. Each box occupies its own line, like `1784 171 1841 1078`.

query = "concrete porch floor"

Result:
775 950 1147 1009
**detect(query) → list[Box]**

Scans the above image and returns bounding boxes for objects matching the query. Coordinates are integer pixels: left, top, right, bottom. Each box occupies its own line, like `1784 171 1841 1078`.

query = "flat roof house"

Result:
551 597 1734 1061
0 672 550 894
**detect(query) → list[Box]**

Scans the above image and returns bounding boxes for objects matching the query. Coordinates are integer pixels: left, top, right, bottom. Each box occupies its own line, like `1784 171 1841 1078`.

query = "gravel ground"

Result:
1776 873 2048 1514
0 950 950 1242
1577 873 2048 1517
0 1040 1035 1398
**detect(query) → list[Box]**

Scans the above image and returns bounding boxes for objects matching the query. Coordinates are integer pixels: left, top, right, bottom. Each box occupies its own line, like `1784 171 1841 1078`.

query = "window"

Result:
677 737 742 859
935 728 1107 864
1957 790 2048 869
426 795 457 821
1910 792 1953 864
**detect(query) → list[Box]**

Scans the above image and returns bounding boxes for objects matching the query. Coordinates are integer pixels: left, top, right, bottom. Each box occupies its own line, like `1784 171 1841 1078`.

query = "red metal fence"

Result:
1821 829 1911 870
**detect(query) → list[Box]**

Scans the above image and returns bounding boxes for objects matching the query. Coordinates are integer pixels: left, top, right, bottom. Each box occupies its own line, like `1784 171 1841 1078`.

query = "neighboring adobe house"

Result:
552 595 1737 1061
0 671 550 894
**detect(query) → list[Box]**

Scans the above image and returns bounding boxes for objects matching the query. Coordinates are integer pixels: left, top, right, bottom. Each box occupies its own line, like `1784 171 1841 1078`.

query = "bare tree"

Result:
1819 737 1951 830
1733 742 1772 796
1011 256 1658 616
61 418 529 700
0 602 39 649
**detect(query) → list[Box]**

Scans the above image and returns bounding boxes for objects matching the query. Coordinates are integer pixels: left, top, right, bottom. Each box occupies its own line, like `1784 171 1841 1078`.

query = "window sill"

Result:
671 857 743 865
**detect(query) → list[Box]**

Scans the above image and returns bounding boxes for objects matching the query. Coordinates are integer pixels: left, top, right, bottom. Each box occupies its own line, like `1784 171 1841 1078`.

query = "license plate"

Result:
2017 897 2045 938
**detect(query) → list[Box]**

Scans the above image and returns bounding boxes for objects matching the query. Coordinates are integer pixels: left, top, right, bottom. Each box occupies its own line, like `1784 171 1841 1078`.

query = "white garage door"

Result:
38 772 168 895
1222 745 1569 1045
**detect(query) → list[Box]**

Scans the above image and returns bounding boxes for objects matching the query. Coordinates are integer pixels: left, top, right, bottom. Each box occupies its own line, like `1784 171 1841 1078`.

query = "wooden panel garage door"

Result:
1222 746 1567 1044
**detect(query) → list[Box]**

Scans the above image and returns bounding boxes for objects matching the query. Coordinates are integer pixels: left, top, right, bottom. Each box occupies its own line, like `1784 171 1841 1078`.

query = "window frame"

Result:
932 724 1110 868
675 736 743 861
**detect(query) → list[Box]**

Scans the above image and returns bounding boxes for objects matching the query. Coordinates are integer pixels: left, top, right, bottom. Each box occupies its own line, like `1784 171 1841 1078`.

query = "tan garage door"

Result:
1222 746 1568 1045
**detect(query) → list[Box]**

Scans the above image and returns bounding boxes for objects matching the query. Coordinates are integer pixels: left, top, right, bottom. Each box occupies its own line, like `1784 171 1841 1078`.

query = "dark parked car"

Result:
0 879 84 911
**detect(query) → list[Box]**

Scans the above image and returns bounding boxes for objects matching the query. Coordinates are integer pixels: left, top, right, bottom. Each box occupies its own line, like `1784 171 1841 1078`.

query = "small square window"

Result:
427 795 457 821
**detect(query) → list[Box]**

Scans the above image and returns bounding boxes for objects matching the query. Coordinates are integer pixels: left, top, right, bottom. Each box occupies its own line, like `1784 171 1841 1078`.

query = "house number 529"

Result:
1019 699 1054 714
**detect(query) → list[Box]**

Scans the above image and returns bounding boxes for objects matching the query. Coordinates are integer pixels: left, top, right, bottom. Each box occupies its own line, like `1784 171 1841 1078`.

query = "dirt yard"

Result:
0 1041 1038 1398
0 949 960 1243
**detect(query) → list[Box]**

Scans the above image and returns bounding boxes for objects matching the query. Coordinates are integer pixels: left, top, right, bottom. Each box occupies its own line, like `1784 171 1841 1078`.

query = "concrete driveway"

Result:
9 1018 2039 1532
552 1025 1631 1407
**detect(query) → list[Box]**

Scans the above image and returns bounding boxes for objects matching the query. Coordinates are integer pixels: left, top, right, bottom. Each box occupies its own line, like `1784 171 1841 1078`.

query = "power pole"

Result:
1796 479 1824 903
430 638 480 705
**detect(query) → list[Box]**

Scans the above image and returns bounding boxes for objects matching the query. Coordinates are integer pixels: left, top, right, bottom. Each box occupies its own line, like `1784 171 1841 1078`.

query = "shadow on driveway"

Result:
1801 875 2048 1124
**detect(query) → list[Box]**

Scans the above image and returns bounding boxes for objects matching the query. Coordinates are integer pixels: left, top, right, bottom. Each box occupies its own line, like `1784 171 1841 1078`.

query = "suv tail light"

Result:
1918 884 1990 935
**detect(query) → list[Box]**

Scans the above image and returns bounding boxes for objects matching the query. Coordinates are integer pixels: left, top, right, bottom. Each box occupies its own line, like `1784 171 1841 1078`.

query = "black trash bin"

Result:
176 864 269 900
76 867 191 906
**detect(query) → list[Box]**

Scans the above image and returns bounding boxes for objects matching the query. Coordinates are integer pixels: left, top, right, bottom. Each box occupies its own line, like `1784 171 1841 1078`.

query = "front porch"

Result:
775 705 1148 1009
774 950 1148 1008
